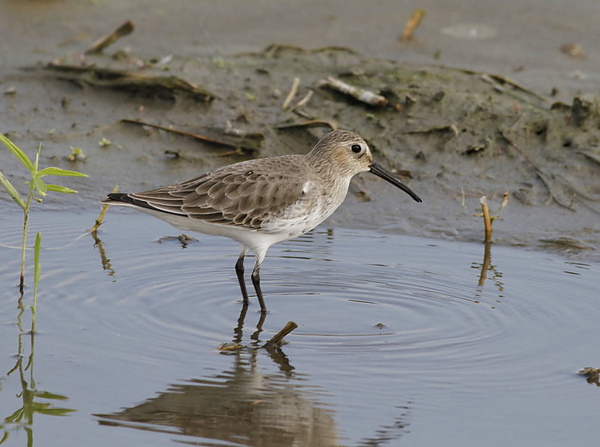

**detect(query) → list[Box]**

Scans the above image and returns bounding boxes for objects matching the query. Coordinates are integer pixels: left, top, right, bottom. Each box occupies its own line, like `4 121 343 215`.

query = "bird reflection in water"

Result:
95 317 340 447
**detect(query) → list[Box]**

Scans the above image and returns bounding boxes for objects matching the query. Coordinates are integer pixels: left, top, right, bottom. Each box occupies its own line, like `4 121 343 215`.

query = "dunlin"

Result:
103 130 421 312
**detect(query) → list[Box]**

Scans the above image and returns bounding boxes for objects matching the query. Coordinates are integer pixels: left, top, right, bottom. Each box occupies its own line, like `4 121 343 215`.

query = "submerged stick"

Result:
263 321 298 348
86 20 135 54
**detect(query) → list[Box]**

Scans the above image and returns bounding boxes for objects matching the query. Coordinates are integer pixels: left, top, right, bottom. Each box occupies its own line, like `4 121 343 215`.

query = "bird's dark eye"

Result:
351 144 362 153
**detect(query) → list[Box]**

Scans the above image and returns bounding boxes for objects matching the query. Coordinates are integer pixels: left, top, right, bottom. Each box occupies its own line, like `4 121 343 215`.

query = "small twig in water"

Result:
263 321 298 348
475 193 510 243
90 184 118 234
480 196 493 243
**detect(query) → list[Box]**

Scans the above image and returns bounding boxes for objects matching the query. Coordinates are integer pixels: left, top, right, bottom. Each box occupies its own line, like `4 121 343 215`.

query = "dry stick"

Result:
276 120 338 131
263 321 298 348
85 20 135 54
282 77 301 110
425 65 546 102
404 124 459 136
400 8 426 41
480 196 493 243
318 76 388 107
120 119 259 152
47 62 216 102
289 90 313 111
485 72 546 101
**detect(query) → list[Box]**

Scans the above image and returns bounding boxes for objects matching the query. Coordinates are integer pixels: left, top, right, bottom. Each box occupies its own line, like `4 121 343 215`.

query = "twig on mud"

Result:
282 77 301 110
289 90 314 111
120 119 263 153
435 66 547 102
404 124 459 136
262 321 298 348
85 20 135 54
47 62 216 102
317 76 388 107
400 8 426 41
480 73 547 102
487 74 546 101
276 120 338 131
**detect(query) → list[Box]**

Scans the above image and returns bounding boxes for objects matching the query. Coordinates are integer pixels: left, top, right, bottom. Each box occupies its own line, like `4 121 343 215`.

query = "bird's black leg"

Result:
251 261 267 313
235 249 250 306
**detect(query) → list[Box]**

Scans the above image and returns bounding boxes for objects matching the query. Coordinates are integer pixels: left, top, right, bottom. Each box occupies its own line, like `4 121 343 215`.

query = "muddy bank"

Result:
2 41 599 260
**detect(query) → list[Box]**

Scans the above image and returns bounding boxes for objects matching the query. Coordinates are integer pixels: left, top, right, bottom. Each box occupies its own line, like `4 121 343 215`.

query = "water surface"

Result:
0 210 598 446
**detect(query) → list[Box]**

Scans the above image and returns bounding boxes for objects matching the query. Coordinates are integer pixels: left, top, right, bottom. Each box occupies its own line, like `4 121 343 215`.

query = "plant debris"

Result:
317 76 388 107
474 193 509 243
120 119 263 153
262 321 298 348
578 367 600 386
47 62 216 102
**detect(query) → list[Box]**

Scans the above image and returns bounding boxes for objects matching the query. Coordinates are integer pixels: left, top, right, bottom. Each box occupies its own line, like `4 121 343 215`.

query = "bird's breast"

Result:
260 178 349 238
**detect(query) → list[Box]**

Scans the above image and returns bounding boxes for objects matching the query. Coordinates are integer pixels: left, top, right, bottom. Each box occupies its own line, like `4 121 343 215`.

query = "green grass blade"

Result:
45 183 79 194
0 134 34 171
34 391 69 400
36 167 88 178
35 408 77 416
0 170 26 210
33 176 48 196
34 144 41 172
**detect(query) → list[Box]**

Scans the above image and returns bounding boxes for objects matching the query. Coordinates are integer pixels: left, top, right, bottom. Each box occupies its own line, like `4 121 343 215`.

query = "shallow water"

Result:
1 209 599 447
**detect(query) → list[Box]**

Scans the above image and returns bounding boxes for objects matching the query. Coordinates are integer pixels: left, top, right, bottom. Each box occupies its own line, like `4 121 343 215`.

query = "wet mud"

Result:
2 38 600 260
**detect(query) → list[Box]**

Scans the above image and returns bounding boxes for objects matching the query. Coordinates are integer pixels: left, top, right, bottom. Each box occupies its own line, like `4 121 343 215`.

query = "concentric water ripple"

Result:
1 210 599 447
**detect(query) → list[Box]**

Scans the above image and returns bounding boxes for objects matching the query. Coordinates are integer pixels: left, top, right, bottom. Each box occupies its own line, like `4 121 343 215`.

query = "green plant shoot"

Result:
0 133 88 297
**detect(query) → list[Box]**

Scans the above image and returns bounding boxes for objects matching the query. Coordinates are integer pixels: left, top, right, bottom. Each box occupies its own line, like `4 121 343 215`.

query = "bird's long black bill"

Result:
369 162 422 203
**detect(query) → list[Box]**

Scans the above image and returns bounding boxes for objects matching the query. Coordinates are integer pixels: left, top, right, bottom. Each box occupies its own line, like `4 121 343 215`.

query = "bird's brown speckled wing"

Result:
114 156 310 229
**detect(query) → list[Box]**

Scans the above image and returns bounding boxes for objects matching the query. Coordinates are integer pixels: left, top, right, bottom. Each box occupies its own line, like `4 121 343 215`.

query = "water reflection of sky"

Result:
1 211 599 446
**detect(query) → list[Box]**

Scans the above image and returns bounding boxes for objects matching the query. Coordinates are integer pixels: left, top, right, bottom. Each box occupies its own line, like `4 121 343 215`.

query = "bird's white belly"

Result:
261 181 348 239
